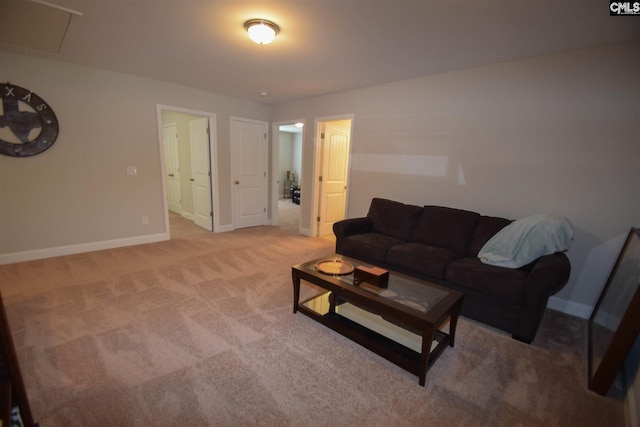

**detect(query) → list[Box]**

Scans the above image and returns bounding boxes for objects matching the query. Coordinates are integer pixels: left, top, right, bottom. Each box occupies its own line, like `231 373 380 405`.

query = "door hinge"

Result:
321 132 325 139
264 133 267 140
208 171 211 177
210 211 213 217
317 216 321 222
319 176 323 182
264 207 267 213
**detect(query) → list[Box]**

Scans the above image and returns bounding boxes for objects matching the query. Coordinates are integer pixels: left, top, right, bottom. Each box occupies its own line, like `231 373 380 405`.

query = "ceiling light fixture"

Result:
244 19 279 45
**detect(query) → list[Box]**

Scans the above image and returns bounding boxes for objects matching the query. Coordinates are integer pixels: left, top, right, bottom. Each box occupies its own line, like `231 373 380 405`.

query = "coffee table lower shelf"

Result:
297 293 451 386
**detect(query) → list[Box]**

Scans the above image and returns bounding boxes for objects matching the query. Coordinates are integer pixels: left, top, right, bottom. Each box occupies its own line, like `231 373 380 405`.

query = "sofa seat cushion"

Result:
342 233 404 263
444 258 526 305
386 243 459 279
368 198 423 241
411 206 480 256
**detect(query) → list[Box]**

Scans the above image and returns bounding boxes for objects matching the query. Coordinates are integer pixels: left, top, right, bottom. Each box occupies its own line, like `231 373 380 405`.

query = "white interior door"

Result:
189 117 213 231
163 123 182 214
318 119 351 236
231 118 268 229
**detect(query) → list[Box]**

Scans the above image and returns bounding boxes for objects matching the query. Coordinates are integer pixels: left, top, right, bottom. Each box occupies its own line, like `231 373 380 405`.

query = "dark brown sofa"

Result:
333 198 571 343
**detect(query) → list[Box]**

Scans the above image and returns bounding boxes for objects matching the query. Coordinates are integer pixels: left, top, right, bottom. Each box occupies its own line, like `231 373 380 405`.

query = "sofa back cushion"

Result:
469 215 512 256
411 206 480 255
367 198 423 241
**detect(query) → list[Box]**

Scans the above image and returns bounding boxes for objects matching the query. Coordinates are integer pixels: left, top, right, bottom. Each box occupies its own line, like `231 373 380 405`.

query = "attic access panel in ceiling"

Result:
0 0 81 54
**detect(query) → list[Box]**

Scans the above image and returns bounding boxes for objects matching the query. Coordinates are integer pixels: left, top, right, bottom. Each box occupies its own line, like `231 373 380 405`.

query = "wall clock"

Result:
0 82 59 157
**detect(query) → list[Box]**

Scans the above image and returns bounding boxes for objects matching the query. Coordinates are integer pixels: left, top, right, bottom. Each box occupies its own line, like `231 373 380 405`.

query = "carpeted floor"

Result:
277 198 301 235
0 217 626 426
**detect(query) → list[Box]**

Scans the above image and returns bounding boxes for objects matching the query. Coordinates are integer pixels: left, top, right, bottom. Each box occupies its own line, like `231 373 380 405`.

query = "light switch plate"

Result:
127 166 137 176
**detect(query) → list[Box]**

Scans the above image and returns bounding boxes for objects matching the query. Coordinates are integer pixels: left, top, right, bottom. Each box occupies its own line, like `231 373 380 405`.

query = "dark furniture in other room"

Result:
283 180 297 198
292 187 300 205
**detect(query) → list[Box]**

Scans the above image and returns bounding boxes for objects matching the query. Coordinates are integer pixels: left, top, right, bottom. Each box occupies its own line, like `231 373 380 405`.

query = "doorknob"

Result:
235 180 240 184
190 178 195 182
168 174 174 177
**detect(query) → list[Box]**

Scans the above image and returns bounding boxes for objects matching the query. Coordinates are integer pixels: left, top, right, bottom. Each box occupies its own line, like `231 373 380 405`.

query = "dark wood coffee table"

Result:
292 255 463 386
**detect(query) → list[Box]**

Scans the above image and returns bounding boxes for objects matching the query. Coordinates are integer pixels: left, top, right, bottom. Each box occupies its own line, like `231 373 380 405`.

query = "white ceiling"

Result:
1 0 638 104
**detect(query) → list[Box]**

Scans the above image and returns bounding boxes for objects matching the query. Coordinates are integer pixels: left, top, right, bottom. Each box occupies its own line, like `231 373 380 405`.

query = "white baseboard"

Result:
547 296 592 319
299 227 313 236
214 224 234 233
0 233 169 265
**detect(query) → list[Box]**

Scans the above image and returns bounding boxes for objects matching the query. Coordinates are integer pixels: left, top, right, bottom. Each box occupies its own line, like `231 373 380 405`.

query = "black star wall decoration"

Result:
0 82 59 157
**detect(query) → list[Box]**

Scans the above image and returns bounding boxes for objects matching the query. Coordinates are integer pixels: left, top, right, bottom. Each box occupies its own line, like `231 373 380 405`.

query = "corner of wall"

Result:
547 296 592 319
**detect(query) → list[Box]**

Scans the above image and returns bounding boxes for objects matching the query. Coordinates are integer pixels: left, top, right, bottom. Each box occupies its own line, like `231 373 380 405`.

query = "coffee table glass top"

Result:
298 255 449 314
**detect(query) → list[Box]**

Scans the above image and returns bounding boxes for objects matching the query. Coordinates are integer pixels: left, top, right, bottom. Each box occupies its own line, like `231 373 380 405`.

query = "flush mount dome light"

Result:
244 19 279 44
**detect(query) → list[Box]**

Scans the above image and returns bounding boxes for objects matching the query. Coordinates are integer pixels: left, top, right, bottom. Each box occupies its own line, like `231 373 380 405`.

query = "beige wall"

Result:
0 51 270 260
292 132 302 187
272 42 640 316
278 132 294 198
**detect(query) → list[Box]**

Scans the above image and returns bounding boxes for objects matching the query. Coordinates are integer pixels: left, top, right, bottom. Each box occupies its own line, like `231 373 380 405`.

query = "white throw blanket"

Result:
478 214 573 269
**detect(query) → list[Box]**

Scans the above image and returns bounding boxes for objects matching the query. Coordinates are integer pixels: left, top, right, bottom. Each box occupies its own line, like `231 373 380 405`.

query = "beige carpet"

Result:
0 218 625 426
277 199 300 235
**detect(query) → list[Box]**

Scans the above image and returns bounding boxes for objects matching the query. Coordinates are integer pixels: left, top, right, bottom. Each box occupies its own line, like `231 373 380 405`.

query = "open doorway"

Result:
157 105 218 238
312 116 353 237
272 120 304 234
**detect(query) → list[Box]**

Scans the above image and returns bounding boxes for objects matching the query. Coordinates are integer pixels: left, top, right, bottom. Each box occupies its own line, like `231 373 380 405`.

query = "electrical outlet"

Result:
142 216 149 225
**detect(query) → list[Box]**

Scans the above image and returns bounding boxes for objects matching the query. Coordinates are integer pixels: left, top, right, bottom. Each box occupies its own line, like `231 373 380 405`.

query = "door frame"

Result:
156 104 219 236
311 114 355 237
271 118 305 228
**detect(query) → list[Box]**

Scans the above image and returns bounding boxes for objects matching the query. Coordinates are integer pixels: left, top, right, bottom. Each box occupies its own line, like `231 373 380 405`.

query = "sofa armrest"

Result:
527 252 571 295
333 217 372 256
333 217 372 239
513 252 571 342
